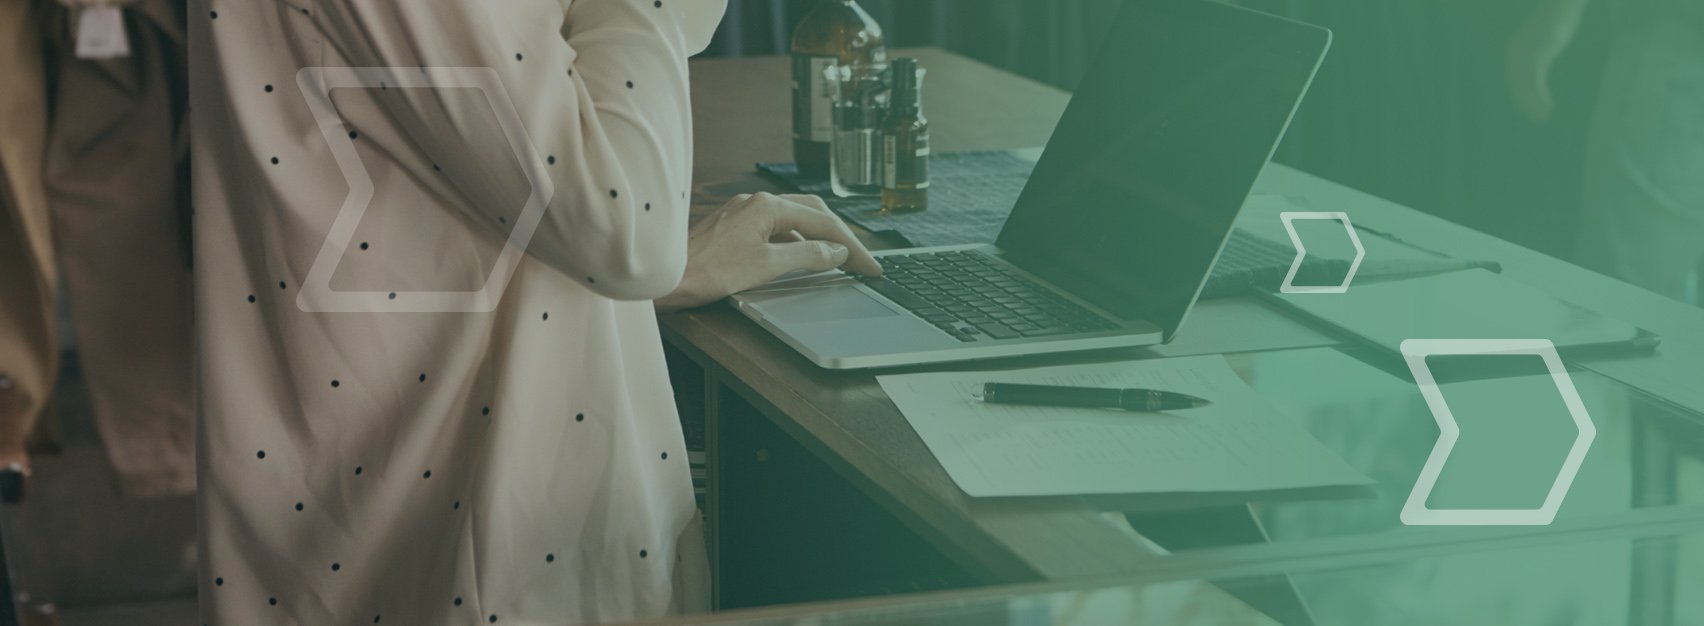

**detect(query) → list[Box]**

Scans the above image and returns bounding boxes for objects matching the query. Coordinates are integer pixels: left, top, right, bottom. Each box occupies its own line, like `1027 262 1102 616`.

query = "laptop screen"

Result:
994 0 1329 340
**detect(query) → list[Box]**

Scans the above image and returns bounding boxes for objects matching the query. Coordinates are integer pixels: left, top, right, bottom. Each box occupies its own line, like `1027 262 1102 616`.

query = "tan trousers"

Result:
44 0 194 498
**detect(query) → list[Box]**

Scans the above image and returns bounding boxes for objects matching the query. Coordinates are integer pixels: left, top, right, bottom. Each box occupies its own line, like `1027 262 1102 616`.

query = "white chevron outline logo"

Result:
1278 211 1365 294
294 67 552 313
1399 339 1597 526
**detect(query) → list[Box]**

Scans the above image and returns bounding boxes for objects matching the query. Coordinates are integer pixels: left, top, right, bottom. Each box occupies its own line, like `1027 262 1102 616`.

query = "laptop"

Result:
731 0 1332 370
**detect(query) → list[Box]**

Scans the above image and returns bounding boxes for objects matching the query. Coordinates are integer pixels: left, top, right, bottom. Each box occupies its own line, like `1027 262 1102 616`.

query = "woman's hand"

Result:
655 193 882 312
1505 0 1590 123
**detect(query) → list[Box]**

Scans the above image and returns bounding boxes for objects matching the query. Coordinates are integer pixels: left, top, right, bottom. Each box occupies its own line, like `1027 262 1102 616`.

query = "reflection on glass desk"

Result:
633 511 1704 625
1141 345 1704 625
1223 344 1701 529
666 342 1704 624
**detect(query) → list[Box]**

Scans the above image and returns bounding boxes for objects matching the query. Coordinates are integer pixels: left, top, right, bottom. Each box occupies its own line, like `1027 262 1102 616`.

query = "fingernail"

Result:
827 242 849 260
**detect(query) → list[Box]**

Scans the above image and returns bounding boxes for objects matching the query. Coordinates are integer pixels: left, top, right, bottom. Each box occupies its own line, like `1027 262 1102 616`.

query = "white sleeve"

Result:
312 0 726 300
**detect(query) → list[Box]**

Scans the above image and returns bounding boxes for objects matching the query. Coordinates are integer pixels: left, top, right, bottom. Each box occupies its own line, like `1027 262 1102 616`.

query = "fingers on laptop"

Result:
781 194 833 215
772 195 828 243
761 195 882 277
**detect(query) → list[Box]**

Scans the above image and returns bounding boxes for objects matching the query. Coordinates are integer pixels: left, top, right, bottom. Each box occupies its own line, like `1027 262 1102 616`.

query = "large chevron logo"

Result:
294 67 552 313
1399 339 1597 526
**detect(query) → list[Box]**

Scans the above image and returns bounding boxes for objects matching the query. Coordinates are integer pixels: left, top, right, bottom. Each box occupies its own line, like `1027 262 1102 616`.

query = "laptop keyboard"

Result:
858 250 1121 343
1213 231 1301 277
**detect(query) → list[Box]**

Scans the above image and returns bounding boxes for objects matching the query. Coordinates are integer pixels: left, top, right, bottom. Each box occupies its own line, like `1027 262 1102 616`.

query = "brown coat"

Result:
0 0 194 498
0 0 59 467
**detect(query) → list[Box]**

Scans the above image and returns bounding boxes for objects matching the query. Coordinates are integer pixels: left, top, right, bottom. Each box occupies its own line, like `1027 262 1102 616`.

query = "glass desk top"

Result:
1221 344 1703 540
635 509 1704 625
1105 341 1704 625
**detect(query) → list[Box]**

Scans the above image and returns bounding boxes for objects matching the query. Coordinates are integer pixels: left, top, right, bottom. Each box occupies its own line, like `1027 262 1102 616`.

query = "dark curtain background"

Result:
701 0 1614 258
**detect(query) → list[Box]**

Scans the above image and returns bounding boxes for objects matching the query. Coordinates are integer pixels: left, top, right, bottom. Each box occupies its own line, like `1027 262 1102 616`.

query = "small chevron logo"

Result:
1278 211 1365 294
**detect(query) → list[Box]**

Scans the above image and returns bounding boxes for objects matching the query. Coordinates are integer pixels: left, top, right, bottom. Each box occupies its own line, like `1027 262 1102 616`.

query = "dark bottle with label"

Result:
881 58 928 213
791 0 885 179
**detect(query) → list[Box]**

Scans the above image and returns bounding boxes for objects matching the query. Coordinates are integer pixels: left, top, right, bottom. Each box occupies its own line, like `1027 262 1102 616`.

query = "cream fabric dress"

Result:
189 1 725 624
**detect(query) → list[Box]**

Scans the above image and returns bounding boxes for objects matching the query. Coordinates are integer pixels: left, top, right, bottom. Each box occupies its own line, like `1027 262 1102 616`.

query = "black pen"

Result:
977 383 1212 412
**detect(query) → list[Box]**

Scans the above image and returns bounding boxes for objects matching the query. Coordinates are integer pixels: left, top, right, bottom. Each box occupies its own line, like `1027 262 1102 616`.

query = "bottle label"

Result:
884 132 929 189
792 55 838 143
883 135 895 186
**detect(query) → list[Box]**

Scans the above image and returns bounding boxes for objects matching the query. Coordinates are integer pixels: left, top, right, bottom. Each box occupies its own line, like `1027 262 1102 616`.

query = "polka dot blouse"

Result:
189 1 725 624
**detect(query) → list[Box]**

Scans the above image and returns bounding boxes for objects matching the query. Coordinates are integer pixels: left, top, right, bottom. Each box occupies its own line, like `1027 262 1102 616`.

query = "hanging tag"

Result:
75 6 130 60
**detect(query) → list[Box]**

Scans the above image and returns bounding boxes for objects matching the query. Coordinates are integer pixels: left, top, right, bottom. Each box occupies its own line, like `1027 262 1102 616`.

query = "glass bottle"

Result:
827 63 887 197
791 0 886 179
881 58 928 213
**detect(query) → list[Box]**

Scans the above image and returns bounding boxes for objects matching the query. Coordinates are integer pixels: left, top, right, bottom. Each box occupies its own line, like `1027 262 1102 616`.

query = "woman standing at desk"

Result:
191 2 878 624
1508 0 1704 303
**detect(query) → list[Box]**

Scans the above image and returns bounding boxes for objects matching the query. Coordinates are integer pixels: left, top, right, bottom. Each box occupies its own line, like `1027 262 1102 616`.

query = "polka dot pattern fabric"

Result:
188 1 725 624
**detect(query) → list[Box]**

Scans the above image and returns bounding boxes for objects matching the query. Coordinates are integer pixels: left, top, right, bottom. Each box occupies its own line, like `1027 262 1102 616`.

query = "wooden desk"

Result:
668 48 1704 614
671 49 1271 608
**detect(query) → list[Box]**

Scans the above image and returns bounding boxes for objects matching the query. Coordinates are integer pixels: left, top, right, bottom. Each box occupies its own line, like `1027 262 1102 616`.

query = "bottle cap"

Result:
889 57 918 93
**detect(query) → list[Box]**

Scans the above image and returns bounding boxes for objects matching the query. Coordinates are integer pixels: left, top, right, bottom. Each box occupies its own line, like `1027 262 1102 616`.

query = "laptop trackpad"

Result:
760 286 899 323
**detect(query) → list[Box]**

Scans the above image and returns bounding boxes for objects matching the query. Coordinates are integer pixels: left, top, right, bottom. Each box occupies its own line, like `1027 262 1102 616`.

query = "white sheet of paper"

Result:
878 355 1371 498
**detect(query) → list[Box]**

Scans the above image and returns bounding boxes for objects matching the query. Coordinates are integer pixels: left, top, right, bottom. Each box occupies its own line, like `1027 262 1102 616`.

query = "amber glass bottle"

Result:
881 58 928 213
791 0 886 179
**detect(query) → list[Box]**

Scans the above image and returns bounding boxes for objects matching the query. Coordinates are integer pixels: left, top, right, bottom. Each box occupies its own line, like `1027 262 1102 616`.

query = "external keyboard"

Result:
858 250 1120 343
